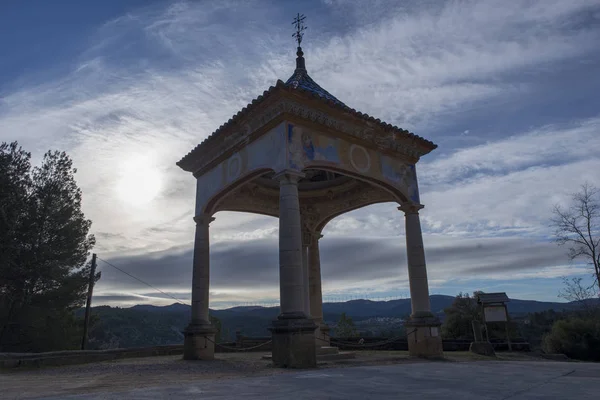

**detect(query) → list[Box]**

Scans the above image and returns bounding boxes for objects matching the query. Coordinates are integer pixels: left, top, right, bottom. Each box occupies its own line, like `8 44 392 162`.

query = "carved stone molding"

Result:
193 215 216 226
398 202 424 215
191 98 425 176
280 100 422 160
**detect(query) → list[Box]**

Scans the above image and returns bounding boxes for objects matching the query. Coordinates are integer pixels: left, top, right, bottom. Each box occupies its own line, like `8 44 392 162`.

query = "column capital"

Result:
301 229 323 246
193 214 215 226
398 202 424 215
273 169 305 185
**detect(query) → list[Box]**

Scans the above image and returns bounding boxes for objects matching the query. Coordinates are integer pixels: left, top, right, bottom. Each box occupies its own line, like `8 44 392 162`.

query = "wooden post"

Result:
81 253 97 350
504 304 512 351
480 303 490 343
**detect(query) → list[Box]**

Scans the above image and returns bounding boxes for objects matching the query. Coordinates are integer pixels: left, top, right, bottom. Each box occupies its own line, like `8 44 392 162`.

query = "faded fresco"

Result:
195 165 222 214
380 155 420 203
195 123 286 214
288 124 340 169
248 125 286 172
287 123 420 203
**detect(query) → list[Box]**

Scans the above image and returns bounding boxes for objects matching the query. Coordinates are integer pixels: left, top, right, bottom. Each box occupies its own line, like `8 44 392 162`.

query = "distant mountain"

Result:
82 295 591 349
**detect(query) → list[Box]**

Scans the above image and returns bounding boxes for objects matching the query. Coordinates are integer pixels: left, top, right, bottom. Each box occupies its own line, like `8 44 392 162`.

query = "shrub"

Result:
542 317 600 361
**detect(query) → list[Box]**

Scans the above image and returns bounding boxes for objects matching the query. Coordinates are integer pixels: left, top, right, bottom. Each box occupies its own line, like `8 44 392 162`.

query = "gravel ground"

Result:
0 351 560 399
1 353 286 399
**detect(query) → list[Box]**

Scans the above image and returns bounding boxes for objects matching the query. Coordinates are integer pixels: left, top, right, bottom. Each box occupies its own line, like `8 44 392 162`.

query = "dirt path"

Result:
0 351 559 399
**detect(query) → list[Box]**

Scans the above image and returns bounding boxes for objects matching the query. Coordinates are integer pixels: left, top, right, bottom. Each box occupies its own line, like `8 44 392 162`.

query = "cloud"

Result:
93 233 581 307
2 0 599 305
311 0 600 129
414 117 600 238
420 118 600 187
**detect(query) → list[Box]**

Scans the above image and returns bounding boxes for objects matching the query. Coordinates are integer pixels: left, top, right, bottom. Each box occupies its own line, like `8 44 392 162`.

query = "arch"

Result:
211 208 279 221
301 164 410 203
203 168 275 216
314 199 397 233
295 165 406 233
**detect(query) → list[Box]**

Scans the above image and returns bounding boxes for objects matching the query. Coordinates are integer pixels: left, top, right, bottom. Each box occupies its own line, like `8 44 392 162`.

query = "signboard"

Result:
484 306 507 322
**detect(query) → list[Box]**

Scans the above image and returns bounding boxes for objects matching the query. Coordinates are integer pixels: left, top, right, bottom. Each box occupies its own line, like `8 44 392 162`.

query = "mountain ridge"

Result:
121 294 583 318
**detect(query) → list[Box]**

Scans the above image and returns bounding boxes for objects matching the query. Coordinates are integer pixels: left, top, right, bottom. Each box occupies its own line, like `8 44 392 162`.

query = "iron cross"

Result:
292 13 307 47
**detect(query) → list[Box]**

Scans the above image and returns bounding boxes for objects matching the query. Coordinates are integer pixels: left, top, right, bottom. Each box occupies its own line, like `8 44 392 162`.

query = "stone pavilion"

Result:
177 25 442 368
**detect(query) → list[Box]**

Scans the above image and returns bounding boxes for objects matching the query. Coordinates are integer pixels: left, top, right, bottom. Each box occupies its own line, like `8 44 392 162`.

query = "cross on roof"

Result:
292 13 307 47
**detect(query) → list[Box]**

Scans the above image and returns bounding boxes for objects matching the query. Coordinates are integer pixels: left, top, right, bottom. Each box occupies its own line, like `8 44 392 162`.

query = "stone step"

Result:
317 352 356 361
316 346 339 355
261 351 355 362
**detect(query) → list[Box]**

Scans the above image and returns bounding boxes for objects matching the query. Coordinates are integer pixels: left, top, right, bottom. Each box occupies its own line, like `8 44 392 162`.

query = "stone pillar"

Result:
301 233 311 316
398 202 443 358
269 171 317 368
183 214 218 360
308 232 331 347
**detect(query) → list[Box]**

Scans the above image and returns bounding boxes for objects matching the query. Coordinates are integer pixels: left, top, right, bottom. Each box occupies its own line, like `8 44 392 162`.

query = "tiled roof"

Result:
285 68 347 108
476 292 510 304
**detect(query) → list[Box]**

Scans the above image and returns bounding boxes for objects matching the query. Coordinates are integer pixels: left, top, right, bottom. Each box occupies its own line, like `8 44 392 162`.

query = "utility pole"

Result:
81 253 97 350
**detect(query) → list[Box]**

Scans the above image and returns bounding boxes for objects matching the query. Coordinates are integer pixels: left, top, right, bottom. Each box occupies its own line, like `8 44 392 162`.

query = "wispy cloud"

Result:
1 0 599 304
92 233 581 307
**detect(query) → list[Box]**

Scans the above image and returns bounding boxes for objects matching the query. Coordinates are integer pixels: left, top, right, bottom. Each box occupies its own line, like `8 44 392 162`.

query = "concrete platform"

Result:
39 360 600 399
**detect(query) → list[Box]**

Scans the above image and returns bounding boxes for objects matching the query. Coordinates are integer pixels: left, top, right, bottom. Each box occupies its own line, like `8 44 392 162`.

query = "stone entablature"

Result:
193 119 422 216
177 81 437 177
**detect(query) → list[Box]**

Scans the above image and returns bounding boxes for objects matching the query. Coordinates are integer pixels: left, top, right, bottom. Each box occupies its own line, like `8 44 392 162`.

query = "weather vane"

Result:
292 13 307 47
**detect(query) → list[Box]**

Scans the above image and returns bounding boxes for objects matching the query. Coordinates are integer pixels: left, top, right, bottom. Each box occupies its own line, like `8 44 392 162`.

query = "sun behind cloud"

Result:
115 154 163 206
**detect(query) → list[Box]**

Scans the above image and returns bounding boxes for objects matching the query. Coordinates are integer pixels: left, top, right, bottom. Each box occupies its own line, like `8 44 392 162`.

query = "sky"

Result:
1 0 600 308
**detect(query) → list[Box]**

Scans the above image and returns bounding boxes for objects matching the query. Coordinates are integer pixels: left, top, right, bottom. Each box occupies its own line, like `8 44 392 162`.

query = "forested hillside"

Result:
81 296 587 349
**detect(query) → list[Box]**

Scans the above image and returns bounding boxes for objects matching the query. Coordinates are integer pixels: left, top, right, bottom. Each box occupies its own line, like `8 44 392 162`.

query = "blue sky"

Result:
1 0 599 308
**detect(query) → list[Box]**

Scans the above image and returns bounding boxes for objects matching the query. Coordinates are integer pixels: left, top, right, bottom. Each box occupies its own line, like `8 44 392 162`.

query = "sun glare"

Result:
116 155 162 206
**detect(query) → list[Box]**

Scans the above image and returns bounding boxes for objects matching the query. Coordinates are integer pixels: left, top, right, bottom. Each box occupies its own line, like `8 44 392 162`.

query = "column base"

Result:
183 323 218 360
314 321 338 355
314 320 331 347
269 316 317 368
405 316 444 358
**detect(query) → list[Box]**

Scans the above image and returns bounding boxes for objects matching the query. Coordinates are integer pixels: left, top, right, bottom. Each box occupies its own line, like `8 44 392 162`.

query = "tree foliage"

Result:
335 312 358 337
542 317 600 361
551 182 600 294
0 142 96 352
442 292 481 340
209 314 223 343
536 276 600 361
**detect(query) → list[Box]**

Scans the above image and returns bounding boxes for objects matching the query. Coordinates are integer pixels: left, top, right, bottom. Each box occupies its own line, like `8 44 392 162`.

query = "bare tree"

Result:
551 183 600 294
558 277 598 316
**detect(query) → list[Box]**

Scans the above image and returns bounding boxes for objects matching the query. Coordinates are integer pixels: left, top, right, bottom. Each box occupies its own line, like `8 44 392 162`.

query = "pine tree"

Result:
0 142 96 352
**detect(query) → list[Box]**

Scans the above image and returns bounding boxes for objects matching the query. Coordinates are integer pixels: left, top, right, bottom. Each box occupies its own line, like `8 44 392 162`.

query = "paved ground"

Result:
2 353 599 399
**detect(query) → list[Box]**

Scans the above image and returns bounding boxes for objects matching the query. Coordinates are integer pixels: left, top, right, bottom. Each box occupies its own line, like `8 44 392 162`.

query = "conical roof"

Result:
284 47 347 107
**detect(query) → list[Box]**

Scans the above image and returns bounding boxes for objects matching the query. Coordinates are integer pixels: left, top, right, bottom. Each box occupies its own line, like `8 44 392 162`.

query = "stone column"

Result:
308 232 331 347
269 171 317 368
301 229 312 317
398 202 443 358
183 214 218 360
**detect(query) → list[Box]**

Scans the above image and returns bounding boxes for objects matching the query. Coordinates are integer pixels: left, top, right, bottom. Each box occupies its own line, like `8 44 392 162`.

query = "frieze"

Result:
193 99 422 177
277 100 421 159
